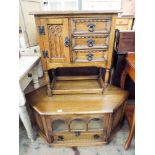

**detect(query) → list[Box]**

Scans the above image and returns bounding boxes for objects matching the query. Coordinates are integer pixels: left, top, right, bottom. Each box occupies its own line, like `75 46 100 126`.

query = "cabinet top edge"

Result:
30 10 121 16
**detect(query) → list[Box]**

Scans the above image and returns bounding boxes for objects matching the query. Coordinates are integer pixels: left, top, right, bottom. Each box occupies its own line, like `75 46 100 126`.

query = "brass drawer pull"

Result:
87 23 96 32
87 39 95 47
86 53 94 61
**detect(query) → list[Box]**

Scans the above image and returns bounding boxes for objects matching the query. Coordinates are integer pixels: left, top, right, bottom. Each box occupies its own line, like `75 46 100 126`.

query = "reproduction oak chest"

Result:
33 11 119 96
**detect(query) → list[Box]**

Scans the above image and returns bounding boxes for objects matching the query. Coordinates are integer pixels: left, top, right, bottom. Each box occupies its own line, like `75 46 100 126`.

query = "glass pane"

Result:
44 0 79 11
88 118 103 130
82 0 121 11
70 119 86 131
52 120 68 132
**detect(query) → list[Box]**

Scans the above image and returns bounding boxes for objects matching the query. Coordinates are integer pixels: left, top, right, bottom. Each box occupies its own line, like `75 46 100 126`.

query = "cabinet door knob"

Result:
64 37 70 47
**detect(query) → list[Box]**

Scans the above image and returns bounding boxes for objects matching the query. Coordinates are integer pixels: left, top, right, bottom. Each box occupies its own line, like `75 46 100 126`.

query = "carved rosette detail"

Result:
48 25 62 36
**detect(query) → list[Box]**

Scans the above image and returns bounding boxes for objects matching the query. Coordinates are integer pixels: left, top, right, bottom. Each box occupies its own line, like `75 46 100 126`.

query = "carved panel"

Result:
48 25 64 58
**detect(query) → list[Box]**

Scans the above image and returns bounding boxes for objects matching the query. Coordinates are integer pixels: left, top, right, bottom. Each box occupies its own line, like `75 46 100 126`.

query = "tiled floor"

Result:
19 120 135 155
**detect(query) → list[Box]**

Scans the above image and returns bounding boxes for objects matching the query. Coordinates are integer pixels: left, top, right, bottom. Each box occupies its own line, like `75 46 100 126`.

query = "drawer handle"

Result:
86 53 94 61
94 134 100 140
74 131 81 137
57 136 64 141
64 36 70 47
87 23 96 32
87 39 95 47
27 73 32 78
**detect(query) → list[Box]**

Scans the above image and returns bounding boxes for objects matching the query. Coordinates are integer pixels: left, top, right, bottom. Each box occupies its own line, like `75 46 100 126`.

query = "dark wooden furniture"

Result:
111 30 135 86
120 53 135 150
28 11 128 146
26 85 128 146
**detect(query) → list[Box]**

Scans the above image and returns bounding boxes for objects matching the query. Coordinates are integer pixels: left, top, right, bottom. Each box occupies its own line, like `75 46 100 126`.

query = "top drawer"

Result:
116 18 130 25
72 18 112 34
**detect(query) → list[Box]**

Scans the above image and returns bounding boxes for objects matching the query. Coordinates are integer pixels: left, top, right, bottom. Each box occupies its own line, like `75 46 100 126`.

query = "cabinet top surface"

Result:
31 10 121 16
26 85 128 115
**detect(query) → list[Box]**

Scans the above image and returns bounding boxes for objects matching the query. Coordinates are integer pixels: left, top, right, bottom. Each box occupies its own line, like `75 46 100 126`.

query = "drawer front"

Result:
20 71 33 91
52 131 105 144
116 18 130 25
72 18 111 34
73 36 109 50
73 51 107 62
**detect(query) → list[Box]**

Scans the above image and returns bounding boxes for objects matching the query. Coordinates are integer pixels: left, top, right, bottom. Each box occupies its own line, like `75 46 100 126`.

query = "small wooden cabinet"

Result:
33 11 118 96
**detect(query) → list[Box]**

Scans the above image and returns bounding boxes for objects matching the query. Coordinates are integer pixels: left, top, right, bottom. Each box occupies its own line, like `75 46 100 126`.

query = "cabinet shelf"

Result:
51 75 104 95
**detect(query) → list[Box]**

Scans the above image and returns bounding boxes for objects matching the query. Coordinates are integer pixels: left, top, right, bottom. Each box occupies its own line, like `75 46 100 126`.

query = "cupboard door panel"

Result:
41 18 70 63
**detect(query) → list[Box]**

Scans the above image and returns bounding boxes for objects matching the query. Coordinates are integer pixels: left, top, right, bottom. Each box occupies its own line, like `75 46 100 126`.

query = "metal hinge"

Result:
42 51 49 58
38 26 45 35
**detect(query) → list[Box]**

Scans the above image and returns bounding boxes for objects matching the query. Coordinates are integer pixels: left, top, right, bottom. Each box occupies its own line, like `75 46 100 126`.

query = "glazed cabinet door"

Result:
40 18 70 63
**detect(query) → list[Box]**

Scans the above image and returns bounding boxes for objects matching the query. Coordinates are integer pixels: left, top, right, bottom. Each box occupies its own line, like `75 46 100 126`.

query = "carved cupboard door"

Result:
40 18 70 63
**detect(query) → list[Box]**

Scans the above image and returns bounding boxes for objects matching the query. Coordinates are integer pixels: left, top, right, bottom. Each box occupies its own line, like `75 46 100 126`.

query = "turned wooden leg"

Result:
19 86 35 141
124 112 135 150
104 68 110 88
19 105 35 141
44 71 51 96
32 65 40 89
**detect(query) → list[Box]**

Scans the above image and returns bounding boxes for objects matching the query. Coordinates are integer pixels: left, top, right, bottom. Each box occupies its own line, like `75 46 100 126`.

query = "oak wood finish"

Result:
115 16 134 30
26 85 128 146
30 11 128 147
33 11 118 96
120 53 135 150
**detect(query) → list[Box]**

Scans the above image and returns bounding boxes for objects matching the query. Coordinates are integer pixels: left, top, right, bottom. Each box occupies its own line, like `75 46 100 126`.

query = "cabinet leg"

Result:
44 71 51 96
19 105 35 142
104 68 110 88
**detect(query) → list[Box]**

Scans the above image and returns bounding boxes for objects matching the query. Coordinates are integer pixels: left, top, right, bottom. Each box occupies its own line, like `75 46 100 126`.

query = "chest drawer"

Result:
116 18 130 25
73 50 107 62
73 36 109 50
72 18 111 34
52 131 105 144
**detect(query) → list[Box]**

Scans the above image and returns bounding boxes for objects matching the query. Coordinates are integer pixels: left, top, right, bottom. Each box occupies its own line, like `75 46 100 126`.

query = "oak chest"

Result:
33 11 119 95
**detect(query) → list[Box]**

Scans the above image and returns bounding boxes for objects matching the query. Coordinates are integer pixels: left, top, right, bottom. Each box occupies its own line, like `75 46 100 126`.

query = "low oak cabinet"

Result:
26 85 128 146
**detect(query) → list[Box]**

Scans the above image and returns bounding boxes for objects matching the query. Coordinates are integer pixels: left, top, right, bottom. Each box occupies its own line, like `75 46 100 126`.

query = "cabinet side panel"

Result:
34 16 47 71
107 14 117 68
